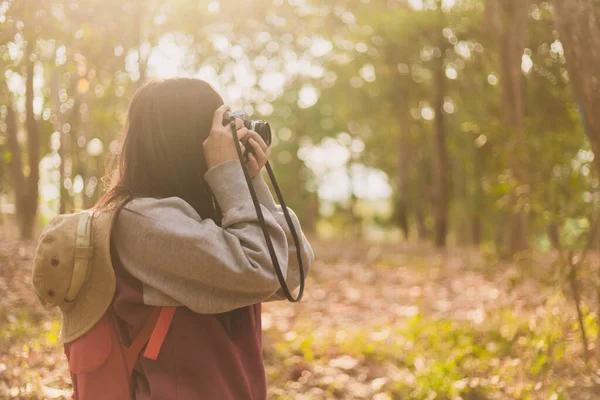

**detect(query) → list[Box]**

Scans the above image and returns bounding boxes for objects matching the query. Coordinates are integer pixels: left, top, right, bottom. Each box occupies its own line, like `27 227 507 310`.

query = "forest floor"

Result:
1 235 599 400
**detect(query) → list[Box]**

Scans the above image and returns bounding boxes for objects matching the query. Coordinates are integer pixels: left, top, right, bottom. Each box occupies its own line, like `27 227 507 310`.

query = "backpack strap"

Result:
123 306 176 374
143 306 176 360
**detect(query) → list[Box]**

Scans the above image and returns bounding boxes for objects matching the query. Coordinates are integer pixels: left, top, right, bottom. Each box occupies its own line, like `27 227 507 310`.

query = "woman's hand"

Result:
203 104 247 170
204 104 269 178
245 132 269 179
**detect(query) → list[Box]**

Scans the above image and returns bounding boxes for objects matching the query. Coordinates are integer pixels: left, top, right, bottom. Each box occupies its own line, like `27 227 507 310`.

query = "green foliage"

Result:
265 308 571 399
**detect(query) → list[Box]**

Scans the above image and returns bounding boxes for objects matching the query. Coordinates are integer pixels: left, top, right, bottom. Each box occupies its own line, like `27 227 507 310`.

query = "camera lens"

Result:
251 121 272 147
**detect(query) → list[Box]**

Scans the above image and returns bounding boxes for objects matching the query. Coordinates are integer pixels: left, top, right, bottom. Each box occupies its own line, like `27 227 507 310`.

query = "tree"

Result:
486 0 530 255
5 29 40 239
552 0 600 362
432 2 451 247
552 0 600 174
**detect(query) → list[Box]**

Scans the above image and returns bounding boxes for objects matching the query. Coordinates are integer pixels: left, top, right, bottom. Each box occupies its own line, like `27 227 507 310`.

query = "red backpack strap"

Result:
143 306 176 360
123 306 176 373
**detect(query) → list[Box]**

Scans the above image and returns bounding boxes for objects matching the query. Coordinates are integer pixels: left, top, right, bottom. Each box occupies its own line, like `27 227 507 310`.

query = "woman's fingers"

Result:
248 138 268 166
205 105 253 170
244 131 268 152
235 127 250 141
212 104 231 129
206 106 268 174
246 153 262 178
247 153 258 169
234 118 244 130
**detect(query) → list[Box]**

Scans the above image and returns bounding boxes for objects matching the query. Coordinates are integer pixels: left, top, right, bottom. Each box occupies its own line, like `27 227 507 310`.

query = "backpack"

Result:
64 306 176 399
32 209 176 399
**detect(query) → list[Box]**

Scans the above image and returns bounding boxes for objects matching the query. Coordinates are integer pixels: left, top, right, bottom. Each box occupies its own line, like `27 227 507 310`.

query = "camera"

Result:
223 109 272 147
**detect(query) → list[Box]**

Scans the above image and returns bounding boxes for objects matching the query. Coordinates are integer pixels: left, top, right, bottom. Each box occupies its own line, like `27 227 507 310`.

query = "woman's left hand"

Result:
244 131 269 179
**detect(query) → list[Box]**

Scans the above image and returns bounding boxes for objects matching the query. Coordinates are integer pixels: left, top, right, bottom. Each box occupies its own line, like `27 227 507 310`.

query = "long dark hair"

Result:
95 78 223 220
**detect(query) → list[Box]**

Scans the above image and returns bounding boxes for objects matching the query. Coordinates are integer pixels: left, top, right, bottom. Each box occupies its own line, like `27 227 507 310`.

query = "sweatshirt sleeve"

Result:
113 160 313 313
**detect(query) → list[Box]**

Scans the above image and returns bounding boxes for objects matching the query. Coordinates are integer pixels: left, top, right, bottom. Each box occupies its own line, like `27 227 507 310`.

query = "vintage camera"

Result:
223 109 272 147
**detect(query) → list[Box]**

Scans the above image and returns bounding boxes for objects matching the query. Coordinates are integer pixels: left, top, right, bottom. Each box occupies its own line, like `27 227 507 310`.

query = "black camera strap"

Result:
229 118 305 302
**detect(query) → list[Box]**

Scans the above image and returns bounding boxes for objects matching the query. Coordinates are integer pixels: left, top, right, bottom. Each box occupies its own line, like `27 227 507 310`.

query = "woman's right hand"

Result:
203 105 269 172
203 105 247 170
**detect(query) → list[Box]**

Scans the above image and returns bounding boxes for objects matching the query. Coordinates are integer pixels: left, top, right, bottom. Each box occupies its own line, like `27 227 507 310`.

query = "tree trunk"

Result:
8 36 41 240
547 222 561 249
348 160 363 239
552 0 600 175
5 104 26 223
486 0 530 255
395 78 411 240
21 37 40 239
432 6 450 247
569 260 590 362
415 192 429 240
415 129 432 241
471 146 485 245
454 152 469 245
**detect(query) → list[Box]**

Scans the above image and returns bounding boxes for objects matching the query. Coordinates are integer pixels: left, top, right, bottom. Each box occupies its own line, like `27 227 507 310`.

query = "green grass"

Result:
264 303 577 400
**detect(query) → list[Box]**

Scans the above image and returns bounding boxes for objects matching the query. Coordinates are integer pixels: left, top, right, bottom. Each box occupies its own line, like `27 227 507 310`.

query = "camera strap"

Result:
228 118 305 302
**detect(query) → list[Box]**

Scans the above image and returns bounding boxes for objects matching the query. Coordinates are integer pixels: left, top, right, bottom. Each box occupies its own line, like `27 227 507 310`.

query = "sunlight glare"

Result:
445 66 457 80
359 64 376 82
86 138 104 157
421 106 435 120
442 0 456 12
148 37 184 78
259 72 286 94
195 65 221 90
233 63 257 87
310 39 333 57
455 41 471 59
298 85 319 108
550 40 564 56
408 0 424 10
521 54 533 74
73 175 84 194
226 85 243 102
208 1 220 13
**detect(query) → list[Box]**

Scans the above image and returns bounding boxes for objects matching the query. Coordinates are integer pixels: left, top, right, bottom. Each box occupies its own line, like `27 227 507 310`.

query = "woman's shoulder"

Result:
120 197 202 225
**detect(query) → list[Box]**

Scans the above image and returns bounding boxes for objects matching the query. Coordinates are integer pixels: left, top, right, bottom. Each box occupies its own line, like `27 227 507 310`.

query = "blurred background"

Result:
2 0 600 399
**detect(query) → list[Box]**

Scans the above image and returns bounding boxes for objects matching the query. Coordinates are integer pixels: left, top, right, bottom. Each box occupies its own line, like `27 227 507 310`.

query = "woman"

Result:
98 78 313 399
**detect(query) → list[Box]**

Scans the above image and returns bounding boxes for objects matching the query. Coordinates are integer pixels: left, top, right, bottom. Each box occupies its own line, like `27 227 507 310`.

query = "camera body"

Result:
223 109 272 147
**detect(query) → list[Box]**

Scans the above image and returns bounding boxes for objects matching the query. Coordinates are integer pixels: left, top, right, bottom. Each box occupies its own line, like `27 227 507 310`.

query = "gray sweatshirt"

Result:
113 159 314 313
